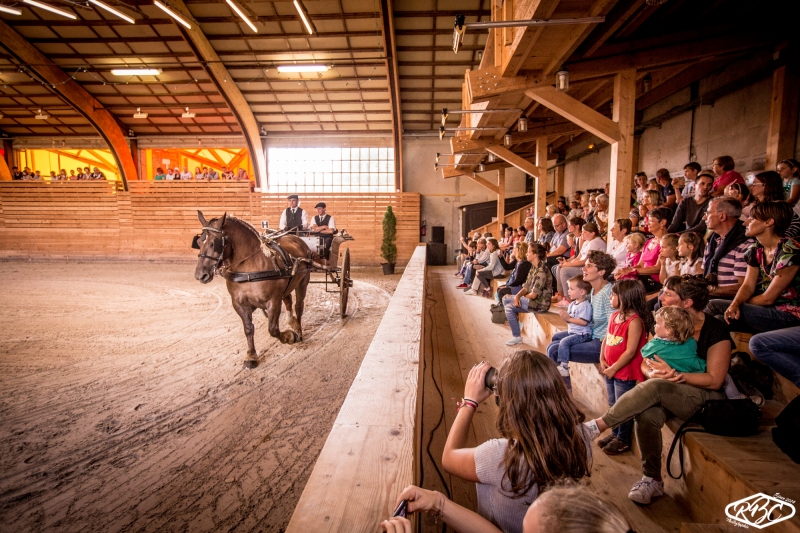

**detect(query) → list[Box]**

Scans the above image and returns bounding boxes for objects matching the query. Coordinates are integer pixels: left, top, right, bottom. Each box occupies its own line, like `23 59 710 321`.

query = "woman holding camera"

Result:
436 351 591 533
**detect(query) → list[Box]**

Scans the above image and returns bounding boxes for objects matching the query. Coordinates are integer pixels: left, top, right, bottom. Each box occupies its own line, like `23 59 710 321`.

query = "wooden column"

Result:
609 69 636 249
379 0 403 191
0 20 136 190
555 164 565 200
0 149 11 180
130 138 140 180
766 65 799 170
534 137 547 237
497 167 505 228
3 139 13 169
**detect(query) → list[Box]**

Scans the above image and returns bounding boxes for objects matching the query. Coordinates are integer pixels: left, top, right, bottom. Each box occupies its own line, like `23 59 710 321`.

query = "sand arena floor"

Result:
0 261 400 533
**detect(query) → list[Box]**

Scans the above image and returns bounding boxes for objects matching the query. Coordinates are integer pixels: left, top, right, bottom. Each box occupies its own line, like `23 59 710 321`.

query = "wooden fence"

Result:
0 181 421 265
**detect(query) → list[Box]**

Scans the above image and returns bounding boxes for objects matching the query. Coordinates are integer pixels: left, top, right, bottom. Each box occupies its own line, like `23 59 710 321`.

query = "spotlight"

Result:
504 134 512 146
487 153 495 163
181 107 195 118
441 107 448 126
478 164 485 172
133 108 148 119
518 114 528 132
439 126 445 140
453 14 466 54
588 143 595 150
556 69 569 92
260 126 267 136
435 152 440 163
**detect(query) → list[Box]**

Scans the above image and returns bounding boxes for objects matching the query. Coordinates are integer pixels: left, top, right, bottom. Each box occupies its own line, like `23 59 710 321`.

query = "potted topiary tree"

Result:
381 205 397 274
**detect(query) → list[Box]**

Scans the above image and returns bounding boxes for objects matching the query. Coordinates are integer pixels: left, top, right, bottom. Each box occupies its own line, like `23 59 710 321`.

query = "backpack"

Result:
666 398 761 479
490 303 506 324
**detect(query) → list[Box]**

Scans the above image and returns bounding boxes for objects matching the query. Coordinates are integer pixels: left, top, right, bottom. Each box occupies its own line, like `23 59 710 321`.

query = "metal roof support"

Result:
0 19 136 190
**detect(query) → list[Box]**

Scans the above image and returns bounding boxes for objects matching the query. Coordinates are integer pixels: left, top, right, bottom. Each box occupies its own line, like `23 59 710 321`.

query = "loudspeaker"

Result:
431 226 445 244
427 243 447 266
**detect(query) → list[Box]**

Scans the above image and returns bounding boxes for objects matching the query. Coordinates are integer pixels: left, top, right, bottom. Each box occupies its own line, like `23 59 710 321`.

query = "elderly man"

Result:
89 167 105 180
545 214 570 268
668 171 713 234
702 197 753 297
179 166 193 180
279 194 308 231
523 217 536 243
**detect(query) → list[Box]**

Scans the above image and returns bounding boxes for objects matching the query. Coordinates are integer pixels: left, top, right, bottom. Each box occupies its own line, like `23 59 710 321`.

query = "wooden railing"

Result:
285 245 426 532
0 181 421 265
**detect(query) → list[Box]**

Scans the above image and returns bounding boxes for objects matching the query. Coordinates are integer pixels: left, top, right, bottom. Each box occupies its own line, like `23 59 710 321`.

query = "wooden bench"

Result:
285 245 426 532
519 310 800 533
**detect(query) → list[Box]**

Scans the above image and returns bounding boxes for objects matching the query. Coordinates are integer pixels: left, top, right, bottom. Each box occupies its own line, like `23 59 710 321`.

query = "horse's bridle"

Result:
196 226 228 269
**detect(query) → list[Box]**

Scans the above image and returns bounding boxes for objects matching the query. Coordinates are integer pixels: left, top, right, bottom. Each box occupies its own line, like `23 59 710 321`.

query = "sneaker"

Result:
602 437 631 455
628 477 664 505
597 433 615 449
554 299 571 308
464 289 477 295
506 336 523 346
483 288 492 298
557 364 570 377
456 283 468 289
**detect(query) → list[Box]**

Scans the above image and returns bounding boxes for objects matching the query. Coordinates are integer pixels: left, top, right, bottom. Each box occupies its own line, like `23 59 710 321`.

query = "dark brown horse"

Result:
193 211 312 368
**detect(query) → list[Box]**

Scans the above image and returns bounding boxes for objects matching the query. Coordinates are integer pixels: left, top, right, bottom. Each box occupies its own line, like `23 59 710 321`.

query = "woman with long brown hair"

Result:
440 351 591 533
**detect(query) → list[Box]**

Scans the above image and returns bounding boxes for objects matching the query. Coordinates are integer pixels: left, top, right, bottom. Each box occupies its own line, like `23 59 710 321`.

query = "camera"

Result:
485 366 498 391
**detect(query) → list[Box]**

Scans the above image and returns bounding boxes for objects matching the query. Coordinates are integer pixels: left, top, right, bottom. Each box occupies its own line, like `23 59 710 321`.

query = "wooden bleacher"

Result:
421 266 800 533
285 245 426 532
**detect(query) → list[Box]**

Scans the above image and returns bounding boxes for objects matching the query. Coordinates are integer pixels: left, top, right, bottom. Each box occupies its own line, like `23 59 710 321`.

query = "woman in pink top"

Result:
711 155 744 197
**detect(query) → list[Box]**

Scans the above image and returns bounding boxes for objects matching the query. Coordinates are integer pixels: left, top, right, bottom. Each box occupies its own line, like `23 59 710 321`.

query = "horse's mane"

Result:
213 214 274 258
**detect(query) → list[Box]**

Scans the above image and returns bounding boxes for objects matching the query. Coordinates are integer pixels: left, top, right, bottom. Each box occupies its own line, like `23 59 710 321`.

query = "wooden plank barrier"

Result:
0 182 421 265
285 245 426 532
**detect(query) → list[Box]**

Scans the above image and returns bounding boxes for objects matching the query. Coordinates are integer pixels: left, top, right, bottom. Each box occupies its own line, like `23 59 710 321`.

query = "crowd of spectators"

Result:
9 164 252 181
430 154 800 533
11 165 107 180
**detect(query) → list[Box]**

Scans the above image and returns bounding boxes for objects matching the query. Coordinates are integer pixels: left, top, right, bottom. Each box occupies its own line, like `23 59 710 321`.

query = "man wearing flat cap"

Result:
310 202 336 234
279 194 308 231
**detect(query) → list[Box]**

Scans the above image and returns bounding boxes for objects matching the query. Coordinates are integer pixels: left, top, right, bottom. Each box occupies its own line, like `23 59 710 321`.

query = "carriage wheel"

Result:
340 248 351 318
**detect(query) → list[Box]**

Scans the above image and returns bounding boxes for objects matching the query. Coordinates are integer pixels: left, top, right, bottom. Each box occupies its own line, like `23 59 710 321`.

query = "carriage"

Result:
261 222 354 318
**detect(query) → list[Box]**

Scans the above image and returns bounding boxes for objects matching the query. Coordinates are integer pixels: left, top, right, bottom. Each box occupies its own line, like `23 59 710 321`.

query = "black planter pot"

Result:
381 263 396 275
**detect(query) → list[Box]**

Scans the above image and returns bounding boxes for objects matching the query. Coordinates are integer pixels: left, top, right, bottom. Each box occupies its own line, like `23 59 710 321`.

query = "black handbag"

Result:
666 399 761 479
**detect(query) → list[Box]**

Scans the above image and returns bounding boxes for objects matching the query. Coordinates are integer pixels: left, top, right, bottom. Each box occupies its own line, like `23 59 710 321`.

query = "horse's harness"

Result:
194 225 304 283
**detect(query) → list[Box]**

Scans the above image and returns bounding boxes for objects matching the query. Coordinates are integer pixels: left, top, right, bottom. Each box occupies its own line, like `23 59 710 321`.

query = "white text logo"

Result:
725 493 796 529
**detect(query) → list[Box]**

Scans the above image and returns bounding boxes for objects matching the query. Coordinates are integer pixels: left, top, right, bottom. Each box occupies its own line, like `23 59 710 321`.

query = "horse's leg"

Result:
283 293 301 335
232 300 258 368
266 297 298 345
292 270 310 341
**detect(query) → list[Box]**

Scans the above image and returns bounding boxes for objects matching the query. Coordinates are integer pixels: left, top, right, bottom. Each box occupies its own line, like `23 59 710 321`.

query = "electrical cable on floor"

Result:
421 287 450 533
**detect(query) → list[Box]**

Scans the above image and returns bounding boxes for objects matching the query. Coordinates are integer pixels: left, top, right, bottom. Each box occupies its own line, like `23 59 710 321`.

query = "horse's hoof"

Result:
243 359 258 369
292 330 300 343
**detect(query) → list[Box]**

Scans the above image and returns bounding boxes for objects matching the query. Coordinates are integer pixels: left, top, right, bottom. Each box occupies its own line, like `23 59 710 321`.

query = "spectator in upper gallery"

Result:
58 169 67 180
194 167 204 180
165 168 176 180
154 168 166 180
75 167 85 179
180 166 193 180
32 170 43 180
749 171 800 238
11 166 23 180
207 168 220 180
48 171 57 180
221 166 233 180
702 197 753 298
83 167 91 179
682 162 701 198
89 167 105 180
668 171 713 234
710 155 744 197
656 168 677 210
68 170 78 180
236 167 249 181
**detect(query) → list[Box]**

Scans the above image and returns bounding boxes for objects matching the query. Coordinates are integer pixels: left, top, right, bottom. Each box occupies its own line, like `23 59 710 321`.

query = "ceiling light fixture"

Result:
504 134 512 146
518 114 528 132
277 64 328 73
181 107 195 118
556 69 569 92
111 68 162 76
153 0 191 29
88 0 134 23
487 153 495 163
293 0 314 35
23 0 76 19
35 109 49 120
226 0 257 33
0 4 22 14
642 73 652 93
478 164 486 172
133 108 148 118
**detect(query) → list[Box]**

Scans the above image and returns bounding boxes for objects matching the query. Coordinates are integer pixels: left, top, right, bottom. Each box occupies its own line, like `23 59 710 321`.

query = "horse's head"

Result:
194 210 228 283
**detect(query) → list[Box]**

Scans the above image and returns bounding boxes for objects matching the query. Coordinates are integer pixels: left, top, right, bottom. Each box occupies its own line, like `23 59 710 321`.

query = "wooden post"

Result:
3 139 13 170
497 167 505 229
379 0 403 192
0 149 11 180
534 137 548 237
766 65 799 170
555 164 565 200
609 70 637 251
130 138 140 180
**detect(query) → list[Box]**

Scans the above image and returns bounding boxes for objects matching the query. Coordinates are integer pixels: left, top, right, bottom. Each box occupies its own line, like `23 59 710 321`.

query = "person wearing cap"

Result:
310 202 336 234
279 194 308 231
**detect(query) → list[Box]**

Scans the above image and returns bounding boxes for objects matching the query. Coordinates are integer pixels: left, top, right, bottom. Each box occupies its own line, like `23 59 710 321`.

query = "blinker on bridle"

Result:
194 225 227 268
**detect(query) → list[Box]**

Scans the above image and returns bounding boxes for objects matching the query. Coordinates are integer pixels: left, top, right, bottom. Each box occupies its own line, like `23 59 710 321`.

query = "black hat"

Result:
315 202 326 209
287 194 299 200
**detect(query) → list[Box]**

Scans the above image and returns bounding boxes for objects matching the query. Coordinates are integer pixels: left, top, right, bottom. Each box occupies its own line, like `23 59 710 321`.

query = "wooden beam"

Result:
555 164 565 199
468 172 500 194
0 20 136 190
765 64 799 170
485 145 540 177
467 66 539 103
0 149 11 181
540 0 615 78
608 70 636 236
635 58 734 110
499 0 560 76
534 138 548 235
379 0 403 191
580 0 646 58
167 0 266 189
525 86 621 144
451 136 497 154
509 121 584 145
497 167 505 226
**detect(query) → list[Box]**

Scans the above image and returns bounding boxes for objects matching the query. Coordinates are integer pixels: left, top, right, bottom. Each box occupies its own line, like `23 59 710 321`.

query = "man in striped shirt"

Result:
702 197 753 297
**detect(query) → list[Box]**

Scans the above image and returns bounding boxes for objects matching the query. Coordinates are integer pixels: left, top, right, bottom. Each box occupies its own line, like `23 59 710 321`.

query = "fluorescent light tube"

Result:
277 64 329 73
0 4 22 14
111 68 162 76
23 0 76 19
88 0 134 23
133 108 148 119
293 0 313 35
153 0 190 29
226 0 257 33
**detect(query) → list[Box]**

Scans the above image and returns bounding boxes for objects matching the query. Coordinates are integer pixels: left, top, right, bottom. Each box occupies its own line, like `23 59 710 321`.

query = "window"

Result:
267 147 394 193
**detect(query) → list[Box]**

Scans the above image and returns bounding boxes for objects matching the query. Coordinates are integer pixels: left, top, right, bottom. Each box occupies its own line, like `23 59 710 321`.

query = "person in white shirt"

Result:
608 218 631 273
165 169 175 180
180 166 193 180
89 167 105 180
310 202 335 234
207 168 220 180
279 194 308 231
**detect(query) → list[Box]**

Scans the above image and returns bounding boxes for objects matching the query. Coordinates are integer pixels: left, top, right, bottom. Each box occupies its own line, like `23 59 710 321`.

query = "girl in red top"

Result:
598 280 651 455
